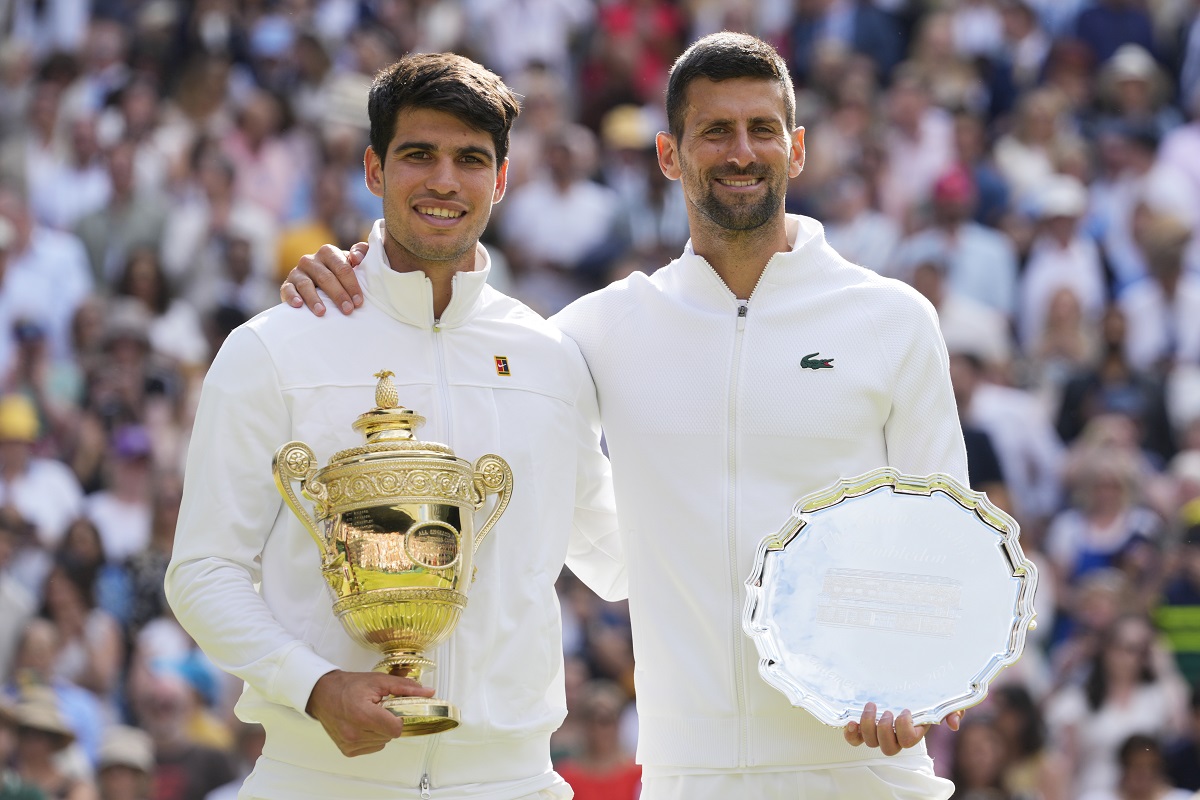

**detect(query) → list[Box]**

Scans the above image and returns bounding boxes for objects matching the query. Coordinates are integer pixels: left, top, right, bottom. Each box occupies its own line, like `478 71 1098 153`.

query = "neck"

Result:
380 233 475 320
690 214 789 300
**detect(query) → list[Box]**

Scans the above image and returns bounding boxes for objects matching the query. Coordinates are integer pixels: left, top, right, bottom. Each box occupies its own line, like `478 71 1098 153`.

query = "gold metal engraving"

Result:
272 371 513 735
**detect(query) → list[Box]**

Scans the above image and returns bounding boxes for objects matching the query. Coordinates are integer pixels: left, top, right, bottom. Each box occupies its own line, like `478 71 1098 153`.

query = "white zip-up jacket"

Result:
166 221 626 798
552 214 969 773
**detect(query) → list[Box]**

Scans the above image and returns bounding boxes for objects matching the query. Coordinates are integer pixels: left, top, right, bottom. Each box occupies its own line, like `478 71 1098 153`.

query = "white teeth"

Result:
416 207 464 218
720 179 758 187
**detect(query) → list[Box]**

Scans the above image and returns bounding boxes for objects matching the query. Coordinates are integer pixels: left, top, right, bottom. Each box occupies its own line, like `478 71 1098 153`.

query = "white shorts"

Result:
640 762 953 800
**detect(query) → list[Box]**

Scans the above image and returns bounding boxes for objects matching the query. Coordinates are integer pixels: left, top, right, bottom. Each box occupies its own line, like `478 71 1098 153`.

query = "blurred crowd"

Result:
1 0 1200 798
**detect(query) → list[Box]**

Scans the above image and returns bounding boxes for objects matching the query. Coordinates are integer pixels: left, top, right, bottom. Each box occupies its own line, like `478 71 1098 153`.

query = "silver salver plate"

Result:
743 468 1038 727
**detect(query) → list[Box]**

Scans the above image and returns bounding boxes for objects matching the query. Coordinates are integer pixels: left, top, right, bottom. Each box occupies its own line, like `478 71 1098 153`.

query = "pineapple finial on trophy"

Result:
374 370 399 409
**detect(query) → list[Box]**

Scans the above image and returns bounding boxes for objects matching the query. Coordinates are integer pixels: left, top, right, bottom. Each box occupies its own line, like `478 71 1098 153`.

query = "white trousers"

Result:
640 762 953 800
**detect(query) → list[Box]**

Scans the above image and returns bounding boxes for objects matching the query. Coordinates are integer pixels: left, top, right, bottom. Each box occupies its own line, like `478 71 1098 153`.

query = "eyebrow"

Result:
694 115 784 130
392 140 496 162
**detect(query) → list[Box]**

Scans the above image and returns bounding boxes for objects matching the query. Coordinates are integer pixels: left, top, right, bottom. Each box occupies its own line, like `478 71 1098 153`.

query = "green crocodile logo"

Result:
801 352 834 370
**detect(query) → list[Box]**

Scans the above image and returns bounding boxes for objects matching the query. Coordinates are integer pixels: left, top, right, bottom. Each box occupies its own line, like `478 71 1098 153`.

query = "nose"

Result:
426 157 461 195
726 129 755 170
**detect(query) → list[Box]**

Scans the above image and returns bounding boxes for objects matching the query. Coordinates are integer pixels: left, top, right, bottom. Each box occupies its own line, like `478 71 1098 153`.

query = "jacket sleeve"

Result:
165 326 338 715
562 348 627 602
882 297 970 484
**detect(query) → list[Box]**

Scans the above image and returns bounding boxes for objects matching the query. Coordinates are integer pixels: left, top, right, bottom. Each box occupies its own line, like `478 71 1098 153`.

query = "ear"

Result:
493 158 509 204
365 145 384 198
656 131 682 181
789 127 806 179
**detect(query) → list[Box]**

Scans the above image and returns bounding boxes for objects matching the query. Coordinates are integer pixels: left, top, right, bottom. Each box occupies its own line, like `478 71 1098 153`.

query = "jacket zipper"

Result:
729 301 748 767
418 316 453 796
726 257 776 769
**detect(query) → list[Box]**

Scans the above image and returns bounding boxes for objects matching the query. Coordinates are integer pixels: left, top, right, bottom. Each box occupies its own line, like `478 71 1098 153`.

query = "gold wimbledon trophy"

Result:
272 370 512 736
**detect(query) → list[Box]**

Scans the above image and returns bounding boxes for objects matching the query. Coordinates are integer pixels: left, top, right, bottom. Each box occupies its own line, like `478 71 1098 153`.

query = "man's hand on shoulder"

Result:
306 668 434 756
843 703 963 756
282 242 370 316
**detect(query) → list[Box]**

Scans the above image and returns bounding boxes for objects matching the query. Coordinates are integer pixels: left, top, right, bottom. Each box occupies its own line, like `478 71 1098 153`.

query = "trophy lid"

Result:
328 371 454 462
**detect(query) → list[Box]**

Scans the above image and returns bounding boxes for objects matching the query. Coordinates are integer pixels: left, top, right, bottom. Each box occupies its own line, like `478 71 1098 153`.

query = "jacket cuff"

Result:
272 643 341 716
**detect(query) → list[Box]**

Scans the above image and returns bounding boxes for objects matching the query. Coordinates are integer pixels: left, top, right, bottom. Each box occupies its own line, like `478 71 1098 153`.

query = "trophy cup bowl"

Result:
272 371 512 736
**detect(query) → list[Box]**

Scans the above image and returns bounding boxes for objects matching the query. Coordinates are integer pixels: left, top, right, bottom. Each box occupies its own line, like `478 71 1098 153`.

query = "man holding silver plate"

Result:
167 54 626 800
284 33 1043 800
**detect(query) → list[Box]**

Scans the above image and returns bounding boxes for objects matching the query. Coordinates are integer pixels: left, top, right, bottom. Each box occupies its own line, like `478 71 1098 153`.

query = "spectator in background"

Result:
990 684 1071 800
28 114 110 233
555 681 640 800
8 689 94 800
877 64 955 226
74 139 167 288
220 89 303 226
96 726 154 800
274 166 366 285
892 165 1019 319
1096 45 1182 142
1099 733 1193 800
160 146 276 318
1019 174 1107 355
951 111 1010 229
0 394 84 552
994 88 1071 206
1046 614 1188 798
947 717 1010 799
1118 213 1200 370
128 670 233 800
914 258 1012 371
37 560 124 708
822 173 900 275
500 129 623 315
83 424 152 564
0 695 42 800
0 516 35 685
1056 306 1177 463
598 104 689 275
0 184 94 368
112 249 208 372
1047 444 1162 603
1026 287 1101 407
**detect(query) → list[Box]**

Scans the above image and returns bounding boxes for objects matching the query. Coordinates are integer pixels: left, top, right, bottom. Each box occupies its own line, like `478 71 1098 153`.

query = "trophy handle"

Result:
272 442 330 558
471 454 512 552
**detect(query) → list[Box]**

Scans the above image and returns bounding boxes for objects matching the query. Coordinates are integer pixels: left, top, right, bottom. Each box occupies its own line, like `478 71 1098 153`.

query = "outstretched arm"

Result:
280 242 371 315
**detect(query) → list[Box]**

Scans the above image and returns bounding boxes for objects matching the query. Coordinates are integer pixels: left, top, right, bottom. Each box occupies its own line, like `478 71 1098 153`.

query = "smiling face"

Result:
365 107 508 274
656 77 803 234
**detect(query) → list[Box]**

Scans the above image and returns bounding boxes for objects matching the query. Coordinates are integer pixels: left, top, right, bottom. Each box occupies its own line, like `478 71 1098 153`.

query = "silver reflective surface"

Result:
743 469 1038 727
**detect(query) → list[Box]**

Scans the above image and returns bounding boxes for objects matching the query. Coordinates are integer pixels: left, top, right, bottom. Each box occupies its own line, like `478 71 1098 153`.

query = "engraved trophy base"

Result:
383 696 460 736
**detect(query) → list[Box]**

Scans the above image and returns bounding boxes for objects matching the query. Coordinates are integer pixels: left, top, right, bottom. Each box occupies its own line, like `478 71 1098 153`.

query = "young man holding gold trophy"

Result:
283 35 988 800
167 54 626 800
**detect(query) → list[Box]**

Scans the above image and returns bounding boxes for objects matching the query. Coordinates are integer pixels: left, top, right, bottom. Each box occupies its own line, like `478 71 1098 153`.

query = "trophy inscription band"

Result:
272 371 513 736
743 468 1038 728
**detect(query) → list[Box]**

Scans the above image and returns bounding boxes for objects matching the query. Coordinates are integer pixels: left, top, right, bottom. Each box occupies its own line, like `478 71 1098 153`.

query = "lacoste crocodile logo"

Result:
801 352 834 370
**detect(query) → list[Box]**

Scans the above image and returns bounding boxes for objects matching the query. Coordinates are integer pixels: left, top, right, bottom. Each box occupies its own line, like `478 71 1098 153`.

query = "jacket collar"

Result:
668 214 829 310
359 219 491 329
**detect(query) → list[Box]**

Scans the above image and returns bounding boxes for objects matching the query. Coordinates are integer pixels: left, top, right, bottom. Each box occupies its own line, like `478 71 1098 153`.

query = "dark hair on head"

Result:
665 32 794 139
992 684 1046 756
368 53 520 165
1085 614 1157 711
1117 733 1163 769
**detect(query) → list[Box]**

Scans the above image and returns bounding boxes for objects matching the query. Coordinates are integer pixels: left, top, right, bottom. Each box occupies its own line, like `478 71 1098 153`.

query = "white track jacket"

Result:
166 221 626 799
552 214 969 774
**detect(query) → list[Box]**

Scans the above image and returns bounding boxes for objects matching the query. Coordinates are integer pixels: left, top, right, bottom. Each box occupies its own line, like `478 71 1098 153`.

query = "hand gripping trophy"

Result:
272 370 512 735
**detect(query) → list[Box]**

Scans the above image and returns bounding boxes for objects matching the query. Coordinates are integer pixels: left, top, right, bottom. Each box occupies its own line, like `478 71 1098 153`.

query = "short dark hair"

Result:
368 53 520 165
665 33 795 139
